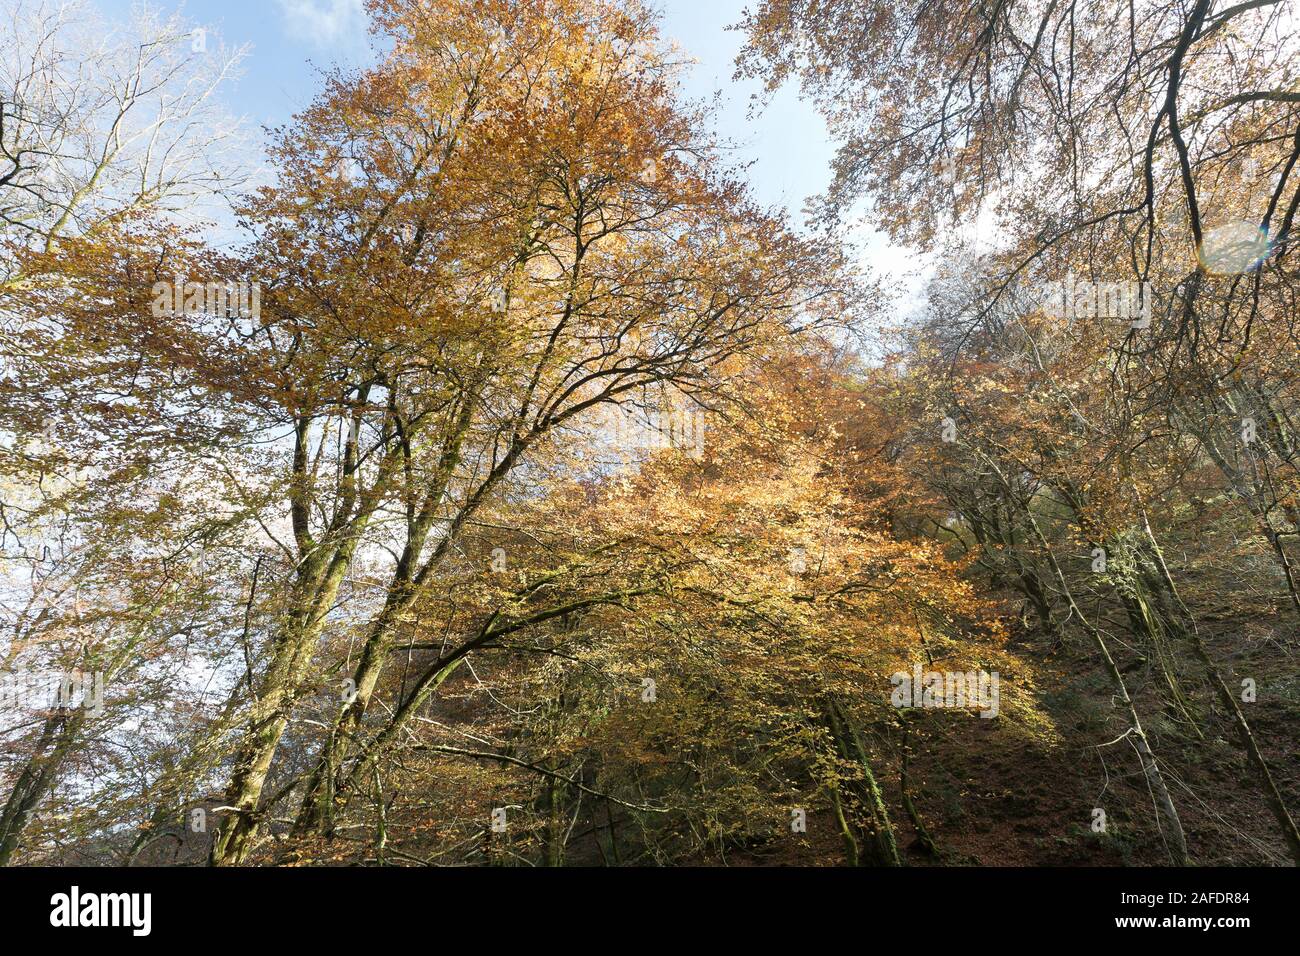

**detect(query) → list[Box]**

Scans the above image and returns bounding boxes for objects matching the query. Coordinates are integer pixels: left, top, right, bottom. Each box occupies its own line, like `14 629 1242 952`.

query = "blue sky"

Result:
99 0 923 303
99 0 834 215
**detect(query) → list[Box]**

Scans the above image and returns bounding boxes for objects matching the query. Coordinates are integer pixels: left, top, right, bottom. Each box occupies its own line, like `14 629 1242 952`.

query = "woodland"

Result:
1 0 1298 867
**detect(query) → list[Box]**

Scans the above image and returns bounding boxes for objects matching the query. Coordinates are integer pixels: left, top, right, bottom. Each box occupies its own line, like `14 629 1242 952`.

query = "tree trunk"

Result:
0 711 83 865
985 456 1191 864
823 697 901 866
209 552 347 865
1139 510 1300 865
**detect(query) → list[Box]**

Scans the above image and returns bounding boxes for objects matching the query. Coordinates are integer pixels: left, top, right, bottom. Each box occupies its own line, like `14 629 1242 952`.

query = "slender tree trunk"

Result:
823 697 900 866
317 655 468 822
898 717 938 856
1 630 152 866
209 551 348 865
1045 557 1190 863
0 711 83 865
1139 510 1300 864
1116 567 1202 738
828 782 859 866
292 573 426 836
983 455 1191 863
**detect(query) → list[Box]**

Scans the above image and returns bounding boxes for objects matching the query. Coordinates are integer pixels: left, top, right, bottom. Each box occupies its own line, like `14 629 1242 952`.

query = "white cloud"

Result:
276 0 366 48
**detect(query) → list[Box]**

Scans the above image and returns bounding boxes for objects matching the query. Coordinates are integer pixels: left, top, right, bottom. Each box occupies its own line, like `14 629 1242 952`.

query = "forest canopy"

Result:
1 0 1298 868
